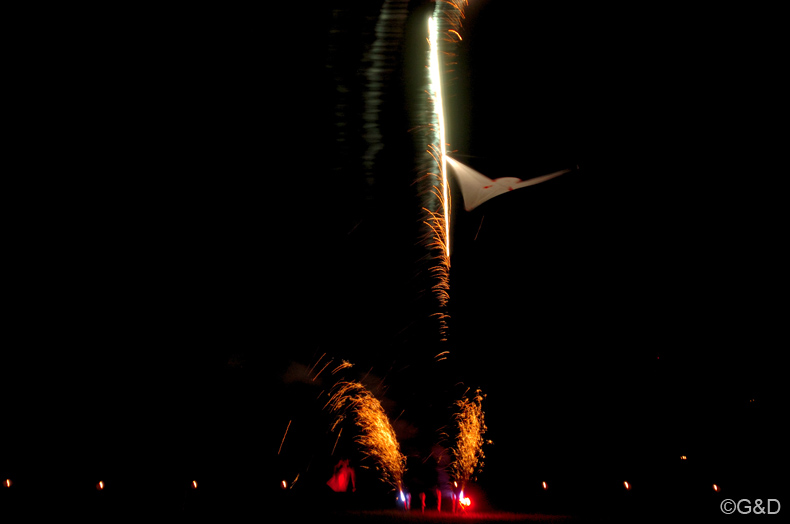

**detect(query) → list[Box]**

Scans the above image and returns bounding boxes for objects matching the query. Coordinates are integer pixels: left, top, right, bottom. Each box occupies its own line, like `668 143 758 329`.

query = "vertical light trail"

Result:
362 0 410 183
419 1 467 346
428 14 449 257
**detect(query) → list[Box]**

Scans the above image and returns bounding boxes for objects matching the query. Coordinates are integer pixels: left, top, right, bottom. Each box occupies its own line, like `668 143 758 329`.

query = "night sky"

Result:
4 1 786 518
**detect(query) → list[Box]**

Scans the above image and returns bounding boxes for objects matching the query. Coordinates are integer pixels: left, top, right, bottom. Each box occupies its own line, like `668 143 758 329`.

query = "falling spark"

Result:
281 480 287 490
624 481 631 490
97 481 104 490
4 479 11 488
713 484 719 492
332 360 354 375
278 420 291 455
192 480 198 489
313 358 334 382
445 389 487 492
325 381 406 491
331 427 343 456
307 352 326 377
543 481 548 490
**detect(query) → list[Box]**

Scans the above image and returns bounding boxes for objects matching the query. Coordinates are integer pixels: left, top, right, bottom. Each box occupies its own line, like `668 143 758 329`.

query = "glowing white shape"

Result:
446 156 571 211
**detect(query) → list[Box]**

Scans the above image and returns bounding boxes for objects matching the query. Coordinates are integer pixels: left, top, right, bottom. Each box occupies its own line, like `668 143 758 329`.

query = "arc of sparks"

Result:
324 381 406 492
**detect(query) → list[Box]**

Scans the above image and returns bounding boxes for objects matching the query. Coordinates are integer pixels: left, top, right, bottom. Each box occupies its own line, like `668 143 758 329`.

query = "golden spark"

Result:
444 389 488 491
325 381 406 491
278 419 291 455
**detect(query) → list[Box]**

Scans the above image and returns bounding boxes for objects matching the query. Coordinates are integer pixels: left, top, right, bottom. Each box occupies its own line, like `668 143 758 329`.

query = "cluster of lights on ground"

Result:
1 457 724 509
2 478 199 491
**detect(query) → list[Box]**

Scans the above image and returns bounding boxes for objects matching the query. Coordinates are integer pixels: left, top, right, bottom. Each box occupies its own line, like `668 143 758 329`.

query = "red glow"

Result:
460 496 471 507
281 480 287 490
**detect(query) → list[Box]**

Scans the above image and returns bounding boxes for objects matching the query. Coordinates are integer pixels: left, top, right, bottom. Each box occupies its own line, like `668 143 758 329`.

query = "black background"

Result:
4 1 785 518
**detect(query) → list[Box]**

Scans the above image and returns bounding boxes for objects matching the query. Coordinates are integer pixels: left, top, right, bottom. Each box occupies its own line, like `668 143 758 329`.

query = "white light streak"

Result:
428 15 449 257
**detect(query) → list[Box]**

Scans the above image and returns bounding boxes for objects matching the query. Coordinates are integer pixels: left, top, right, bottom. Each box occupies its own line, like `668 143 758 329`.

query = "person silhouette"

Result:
326 457 356 493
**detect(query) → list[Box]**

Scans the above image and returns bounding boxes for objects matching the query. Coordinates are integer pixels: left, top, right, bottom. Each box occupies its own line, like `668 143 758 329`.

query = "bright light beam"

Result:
428 14 449 257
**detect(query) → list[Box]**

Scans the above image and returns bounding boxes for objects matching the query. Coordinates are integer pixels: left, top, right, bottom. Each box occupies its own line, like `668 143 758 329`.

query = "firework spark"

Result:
313 359 333 381
278 419 291 455
332 360 354 375
324 381 406 491
445 389 488 491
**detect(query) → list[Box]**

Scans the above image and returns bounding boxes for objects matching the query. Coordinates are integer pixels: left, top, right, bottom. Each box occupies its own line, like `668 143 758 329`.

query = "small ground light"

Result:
624 481 631 490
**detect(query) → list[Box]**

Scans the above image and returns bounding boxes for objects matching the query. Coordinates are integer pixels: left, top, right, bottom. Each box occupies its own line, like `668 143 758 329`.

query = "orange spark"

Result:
313 359 333 381
543 481 548 490
307 352 326 376
4 479 11 488
331 427 343 456
435 350 450 362
331 360 354 375
624 481 630 490
192 480 198 489
278 420 291 455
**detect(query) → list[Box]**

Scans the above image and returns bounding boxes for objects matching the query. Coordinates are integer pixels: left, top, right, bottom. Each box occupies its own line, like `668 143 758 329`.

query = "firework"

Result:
417 1 468 345
324 381 406 491
445 389 487 491
427 14 449 257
